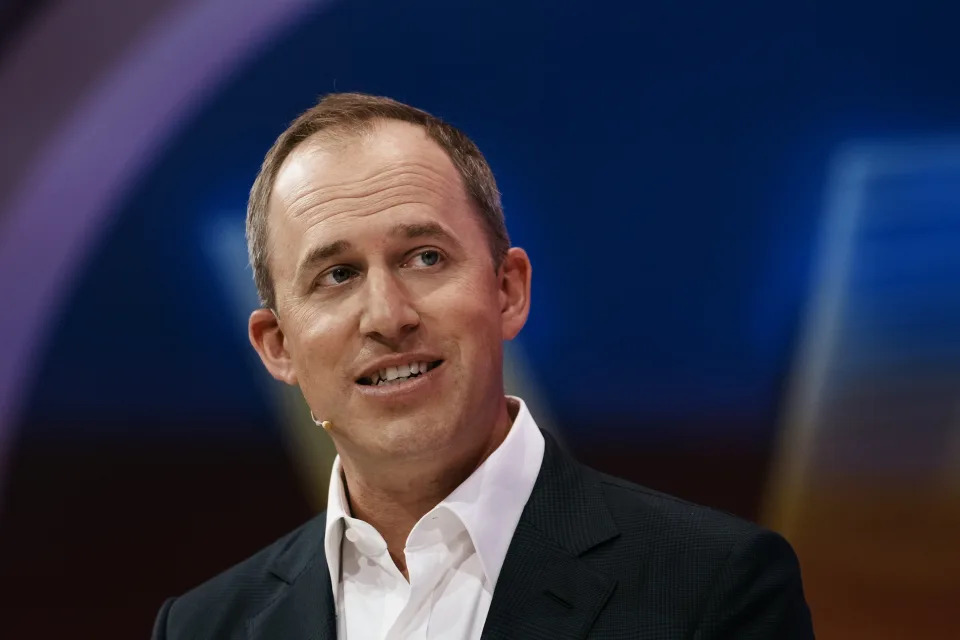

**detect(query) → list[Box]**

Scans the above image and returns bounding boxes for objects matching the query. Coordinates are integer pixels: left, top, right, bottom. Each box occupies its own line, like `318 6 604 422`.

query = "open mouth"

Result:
356 360 443 386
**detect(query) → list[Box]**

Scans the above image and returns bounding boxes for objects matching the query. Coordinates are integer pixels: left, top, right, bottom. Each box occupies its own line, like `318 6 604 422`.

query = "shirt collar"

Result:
435 396 544 588
323 396 545 596
322 457 350 600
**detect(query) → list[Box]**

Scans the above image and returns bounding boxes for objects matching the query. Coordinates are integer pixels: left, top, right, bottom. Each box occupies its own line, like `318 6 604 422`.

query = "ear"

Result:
249 308 298 385
498 247 532 341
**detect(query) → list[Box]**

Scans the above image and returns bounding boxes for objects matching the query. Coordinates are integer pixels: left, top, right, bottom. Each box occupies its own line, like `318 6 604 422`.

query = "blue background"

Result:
23 0 960 440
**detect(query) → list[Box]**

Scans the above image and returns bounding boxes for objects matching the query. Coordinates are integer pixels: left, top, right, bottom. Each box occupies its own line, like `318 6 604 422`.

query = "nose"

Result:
358 266 420 345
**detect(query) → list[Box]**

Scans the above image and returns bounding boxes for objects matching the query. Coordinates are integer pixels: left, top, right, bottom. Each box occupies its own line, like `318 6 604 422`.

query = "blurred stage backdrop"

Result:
2 0 960 637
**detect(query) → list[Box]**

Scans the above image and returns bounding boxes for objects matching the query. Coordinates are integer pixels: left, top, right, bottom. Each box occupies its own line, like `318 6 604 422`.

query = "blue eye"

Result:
330 267 353 282
411 249 442 267
318 266 356 287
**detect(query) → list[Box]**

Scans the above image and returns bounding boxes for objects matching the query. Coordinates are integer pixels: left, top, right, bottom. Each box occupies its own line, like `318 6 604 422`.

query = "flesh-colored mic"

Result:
309 410 333 431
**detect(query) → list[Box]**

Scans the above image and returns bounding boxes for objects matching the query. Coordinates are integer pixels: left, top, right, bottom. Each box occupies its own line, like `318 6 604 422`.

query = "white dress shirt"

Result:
323 396 545 639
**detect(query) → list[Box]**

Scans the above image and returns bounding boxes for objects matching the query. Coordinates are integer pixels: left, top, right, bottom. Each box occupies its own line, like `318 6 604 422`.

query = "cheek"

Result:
287 306 354 374
430 279 503 351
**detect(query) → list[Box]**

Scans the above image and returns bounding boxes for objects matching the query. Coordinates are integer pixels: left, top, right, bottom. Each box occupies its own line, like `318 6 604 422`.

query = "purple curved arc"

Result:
0 0 331 505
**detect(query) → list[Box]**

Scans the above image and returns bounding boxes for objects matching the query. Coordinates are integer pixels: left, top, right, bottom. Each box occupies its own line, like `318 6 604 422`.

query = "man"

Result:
152 93 814 639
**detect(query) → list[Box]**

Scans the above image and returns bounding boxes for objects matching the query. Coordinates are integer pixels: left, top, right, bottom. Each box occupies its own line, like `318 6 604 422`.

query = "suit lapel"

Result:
246 515 337 640
482 433 620 640
481 519 617 640
243 433 617 640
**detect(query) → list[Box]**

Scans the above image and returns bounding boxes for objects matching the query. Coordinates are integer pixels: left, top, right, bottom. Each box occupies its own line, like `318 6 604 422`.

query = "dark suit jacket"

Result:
153 433 814 639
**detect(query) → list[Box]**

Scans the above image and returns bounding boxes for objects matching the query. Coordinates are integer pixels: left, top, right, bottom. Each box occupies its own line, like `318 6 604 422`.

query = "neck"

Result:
338 397 517 576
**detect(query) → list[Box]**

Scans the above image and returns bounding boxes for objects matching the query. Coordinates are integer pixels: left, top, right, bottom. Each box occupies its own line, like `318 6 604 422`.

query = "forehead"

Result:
269 120 468 223
264 120 484 282
264 119 483 291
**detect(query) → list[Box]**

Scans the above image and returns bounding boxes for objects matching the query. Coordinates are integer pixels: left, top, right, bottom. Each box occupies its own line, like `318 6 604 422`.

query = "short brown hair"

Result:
246 92 509 309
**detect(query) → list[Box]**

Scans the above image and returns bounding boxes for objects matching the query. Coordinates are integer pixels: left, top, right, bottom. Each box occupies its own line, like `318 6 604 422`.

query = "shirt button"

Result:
344 528 360 543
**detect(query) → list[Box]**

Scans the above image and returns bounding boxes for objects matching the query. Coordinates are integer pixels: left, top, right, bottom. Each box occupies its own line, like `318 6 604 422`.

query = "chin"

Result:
370 415 455 459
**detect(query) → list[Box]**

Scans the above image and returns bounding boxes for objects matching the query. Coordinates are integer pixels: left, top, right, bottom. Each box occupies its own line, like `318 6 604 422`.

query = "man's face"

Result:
254 120 528 463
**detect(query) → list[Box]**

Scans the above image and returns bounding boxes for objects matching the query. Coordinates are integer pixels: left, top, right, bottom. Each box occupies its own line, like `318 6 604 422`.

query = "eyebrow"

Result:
388 221 457 243
295 240 352 282
294 222 460 282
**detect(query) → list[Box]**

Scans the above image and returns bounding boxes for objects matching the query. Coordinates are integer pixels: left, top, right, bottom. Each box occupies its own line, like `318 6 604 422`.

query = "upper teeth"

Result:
375 361 430 384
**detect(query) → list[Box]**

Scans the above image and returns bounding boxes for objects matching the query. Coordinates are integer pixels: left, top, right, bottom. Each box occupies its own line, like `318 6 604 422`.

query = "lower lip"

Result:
354 362 444 400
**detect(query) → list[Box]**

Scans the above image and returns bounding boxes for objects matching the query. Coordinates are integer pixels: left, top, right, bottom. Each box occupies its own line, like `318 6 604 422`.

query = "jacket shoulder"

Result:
157 513 325 640
592 467 777 562
584 467 813 637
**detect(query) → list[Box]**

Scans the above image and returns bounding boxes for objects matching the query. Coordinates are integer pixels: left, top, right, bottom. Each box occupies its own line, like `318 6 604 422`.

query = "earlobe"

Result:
499 247 532 341
248 308 298 385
